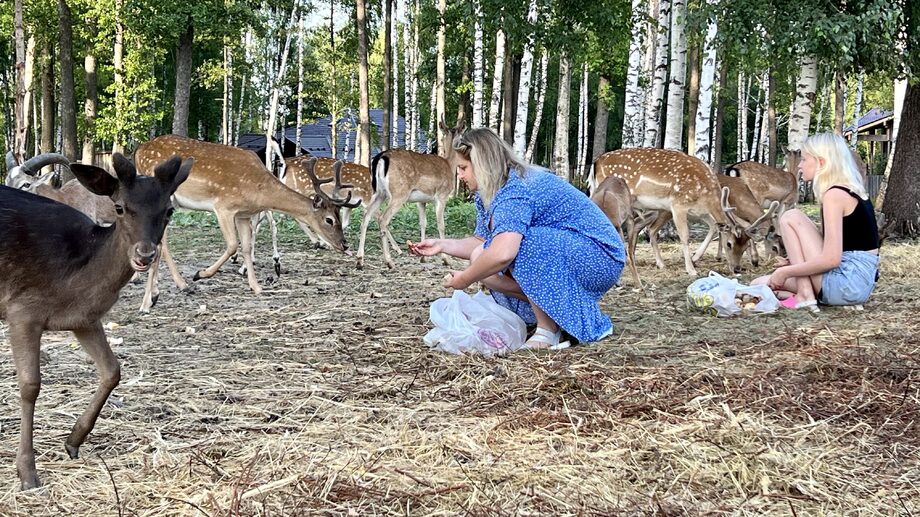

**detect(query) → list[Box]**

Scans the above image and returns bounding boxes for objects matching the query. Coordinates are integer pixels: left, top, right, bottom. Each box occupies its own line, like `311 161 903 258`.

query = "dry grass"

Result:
0 223 918 515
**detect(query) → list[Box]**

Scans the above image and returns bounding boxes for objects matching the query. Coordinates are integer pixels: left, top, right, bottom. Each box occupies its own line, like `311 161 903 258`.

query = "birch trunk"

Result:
512 0 539 155
295 15 303 154
767 72 776 166
22 37 35 159
553 53 571 180
391 0 399 148
711 59 728 173
621 0 645 148
411 0 420 150
58 0 77 162
436 0 446 149
265 4 297 170
693 15 716 163
834 68 846 135
472 0 484 128
382 0 391 151
875 79 907 208
737 73 748 160
850 69 864 148
787 55 818 151
429 81 437 148
576 64 589 179
686 44 699 155
525 52 549 163
403 9 412 150
330 2 339 158
223 45 231 144
487 28 505 131
644 0 670 148
13 0 27 163
357 0 371 166
749 74 765 161
41 45 54 155
112 1 124 155
663 0 686 150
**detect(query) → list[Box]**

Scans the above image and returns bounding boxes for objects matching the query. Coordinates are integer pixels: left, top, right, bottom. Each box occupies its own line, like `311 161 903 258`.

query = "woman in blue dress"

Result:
409 128 626 347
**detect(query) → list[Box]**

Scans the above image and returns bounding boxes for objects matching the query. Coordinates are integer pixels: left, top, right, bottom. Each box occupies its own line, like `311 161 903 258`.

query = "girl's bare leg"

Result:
777 209 825 302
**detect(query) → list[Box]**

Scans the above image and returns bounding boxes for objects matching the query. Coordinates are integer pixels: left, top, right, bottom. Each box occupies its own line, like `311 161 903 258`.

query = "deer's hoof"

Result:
356 258 365 269
274 260 281 277
150 294 159 308
238 265 247 276
193 271 202 282
19 473 41 491
65 442 80 460
386 261 396 270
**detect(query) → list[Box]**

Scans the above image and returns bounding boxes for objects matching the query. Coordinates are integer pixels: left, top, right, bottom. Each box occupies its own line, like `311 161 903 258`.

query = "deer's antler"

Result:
303 158 361 209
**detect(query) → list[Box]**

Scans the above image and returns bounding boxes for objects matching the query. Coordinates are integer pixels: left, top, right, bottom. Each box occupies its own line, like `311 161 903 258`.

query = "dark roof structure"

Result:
844 107 894 135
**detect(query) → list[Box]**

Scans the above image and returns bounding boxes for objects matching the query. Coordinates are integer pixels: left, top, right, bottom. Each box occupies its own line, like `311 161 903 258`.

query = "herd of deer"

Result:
1 122 798 489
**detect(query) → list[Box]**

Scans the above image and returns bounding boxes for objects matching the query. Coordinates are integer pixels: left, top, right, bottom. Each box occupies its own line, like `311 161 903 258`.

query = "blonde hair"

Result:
801 132 868 201
452 128 531 208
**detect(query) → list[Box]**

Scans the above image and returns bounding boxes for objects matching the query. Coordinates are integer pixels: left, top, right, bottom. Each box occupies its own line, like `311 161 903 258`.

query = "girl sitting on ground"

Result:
753 132 880 312
409 128 626 347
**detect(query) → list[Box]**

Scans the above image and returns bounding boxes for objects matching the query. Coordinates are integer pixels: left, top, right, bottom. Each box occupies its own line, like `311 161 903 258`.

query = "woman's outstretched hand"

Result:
442 271 472 290
408 239 442 257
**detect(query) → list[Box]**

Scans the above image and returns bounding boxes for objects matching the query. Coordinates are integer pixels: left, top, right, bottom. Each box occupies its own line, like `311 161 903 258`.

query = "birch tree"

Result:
264 4 298 170
295 15 304 154
553 53 571 179
487 27 505 131
13 0 27 163
592 76 610 161
850 70 864 147
644 0 670 147
357 0 371 166
436 0 446 151
472 0 484 128
787 55 818 151
513 0 539 156
576 63 589 179
58 0 77 162
662 0 686 150
525 53 549 162
383 0 392 151
621 0 646 147
693 12 717 163
82 23 97 164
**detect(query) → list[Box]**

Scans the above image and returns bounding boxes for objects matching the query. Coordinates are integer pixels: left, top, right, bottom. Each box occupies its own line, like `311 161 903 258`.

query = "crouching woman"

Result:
753 132 880 311
410 128 626 347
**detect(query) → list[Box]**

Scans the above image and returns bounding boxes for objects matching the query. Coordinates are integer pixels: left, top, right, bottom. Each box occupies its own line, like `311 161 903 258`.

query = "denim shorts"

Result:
819 251 880 306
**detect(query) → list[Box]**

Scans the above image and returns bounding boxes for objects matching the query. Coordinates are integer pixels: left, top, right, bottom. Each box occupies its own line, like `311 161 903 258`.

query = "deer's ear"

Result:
112 152 138 185
155 156 193 192
71 163 119 197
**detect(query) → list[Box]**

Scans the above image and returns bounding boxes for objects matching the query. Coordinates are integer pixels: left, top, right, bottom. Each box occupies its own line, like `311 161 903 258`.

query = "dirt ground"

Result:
0 216 918 515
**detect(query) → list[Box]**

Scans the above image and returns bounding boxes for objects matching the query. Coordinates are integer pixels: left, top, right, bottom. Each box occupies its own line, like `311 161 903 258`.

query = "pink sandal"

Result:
780 296 820 313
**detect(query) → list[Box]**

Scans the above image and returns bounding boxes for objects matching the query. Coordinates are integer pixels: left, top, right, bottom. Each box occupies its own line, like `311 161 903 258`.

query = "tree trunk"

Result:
591 75 610 161
331 2 339 157
710 59 728 173
172 20 194 137
58 0 77 163
14 0 27 163
749 73 765 161
391 0 400 148
693 14 716 164
382 0 392 151
112 2 124 155
512 0 539 156
880 82 920 236
644 0 670 147
787 55 818 151
266 4 298 168
457 53 470 125
767 71 776 167
686 43 699 155
576 64 589 179
737 72 747 160
411 0 420 150
850 69 864 148
223 45 231 145
875 79 907 209
82 25 97 164
663 0 686 150
472 0 484 128
357 0 371 165
487 28 505 132
834 68 845 135
435 0 446 149
554 53 571 179
621 0 646 148
525 53 549 163
501 53 516 144
41 44 54 155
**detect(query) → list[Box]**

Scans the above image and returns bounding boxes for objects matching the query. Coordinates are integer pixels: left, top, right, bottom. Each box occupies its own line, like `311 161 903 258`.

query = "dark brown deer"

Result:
0 154 191 490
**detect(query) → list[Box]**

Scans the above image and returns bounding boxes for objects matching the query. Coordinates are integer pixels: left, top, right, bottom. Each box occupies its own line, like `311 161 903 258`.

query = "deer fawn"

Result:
133 134 358 312
0 154 191 490
590 175 644 288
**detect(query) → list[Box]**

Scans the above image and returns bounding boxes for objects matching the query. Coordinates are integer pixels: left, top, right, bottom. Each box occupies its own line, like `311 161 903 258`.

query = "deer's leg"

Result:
340 206 352 231
670 207 698 276
378 194 409 269
140 250 161 313
435 195 450 266
748 236 761 267
267 210 281 276
235 216 263 294
194 210 240 282
357 192 386 268
414 202 428 261
160 228 188 291
9 321 43 490
239 213 258 275
65 322 120 461
691 220 719 263
647 211 672 269
622 220 643 289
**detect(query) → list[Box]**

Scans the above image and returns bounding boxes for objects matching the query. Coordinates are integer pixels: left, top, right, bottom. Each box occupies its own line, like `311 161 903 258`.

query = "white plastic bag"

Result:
423 290 528 356
687 271 779 317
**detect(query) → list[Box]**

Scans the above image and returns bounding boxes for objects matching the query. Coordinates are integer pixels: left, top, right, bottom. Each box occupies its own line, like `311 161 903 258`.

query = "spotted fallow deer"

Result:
356 118 464 269
0 154 191 490
590 175 646 288
133 134 358 312
717 175 780 272
590 148 749 276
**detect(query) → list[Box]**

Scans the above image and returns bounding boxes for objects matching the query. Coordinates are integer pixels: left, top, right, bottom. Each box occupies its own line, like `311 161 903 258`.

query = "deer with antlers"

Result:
133 134 358 312
0 154 191 490
4 151 72 189
355 117 465 269
590 148 761 276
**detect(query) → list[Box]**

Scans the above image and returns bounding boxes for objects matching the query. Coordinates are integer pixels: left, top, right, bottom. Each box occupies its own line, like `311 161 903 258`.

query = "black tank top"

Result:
821 186 880 252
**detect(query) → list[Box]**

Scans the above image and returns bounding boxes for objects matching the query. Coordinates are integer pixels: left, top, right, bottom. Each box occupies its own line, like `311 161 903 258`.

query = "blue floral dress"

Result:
474 168 625 342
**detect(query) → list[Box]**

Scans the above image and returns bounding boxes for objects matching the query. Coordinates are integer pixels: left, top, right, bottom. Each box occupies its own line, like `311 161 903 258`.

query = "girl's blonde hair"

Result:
452 128 531 208
801 132 868 201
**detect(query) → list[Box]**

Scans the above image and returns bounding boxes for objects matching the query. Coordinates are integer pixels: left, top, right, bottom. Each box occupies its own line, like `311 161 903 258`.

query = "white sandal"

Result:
524 327 566 350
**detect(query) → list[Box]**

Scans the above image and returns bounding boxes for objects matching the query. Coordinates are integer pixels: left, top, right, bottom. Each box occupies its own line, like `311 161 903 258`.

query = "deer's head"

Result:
71 154 192 271
297 157 361 254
